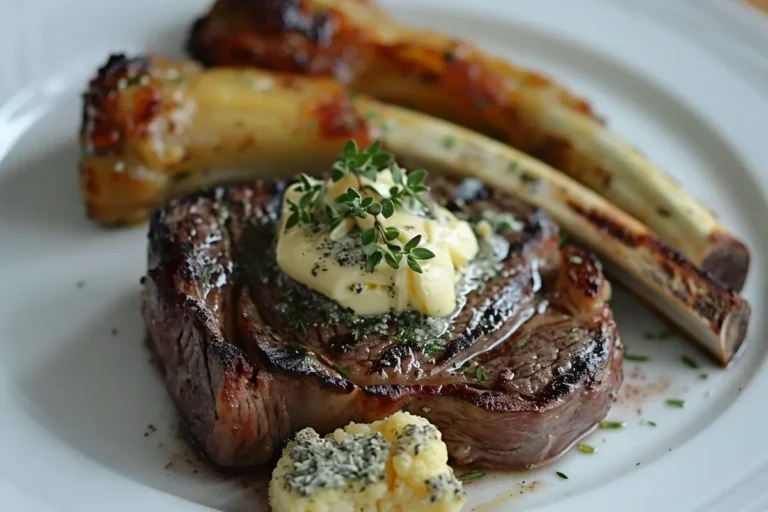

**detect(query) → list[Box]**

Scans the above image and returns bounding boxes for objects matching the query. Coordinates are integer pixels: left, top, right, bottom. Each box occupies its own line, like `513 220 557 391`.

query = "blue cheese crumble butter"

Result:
284 430 391 497
269 412 466 512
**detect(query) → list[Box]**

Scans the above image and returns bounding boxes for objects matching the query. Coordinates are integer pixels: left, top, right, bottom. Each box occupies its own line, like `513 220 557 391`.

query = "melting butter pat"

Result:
275 171 478 317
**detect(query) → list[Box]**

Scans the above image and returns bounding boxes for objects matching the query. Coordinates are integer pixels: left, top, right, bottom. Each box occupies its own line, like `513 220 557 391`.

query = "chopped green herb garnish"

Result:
442 135 457 149
558 233 570 248
556 471 568 480
201 266 212 287
364 111 377 120
520 172 540 186
169 75 188 84
515 336 531 349
645 420 657 427
379 120 395 133
458 470 485 482
475 366 488 382
699 373 709 380
333 364 348 378
424 343 445 356
576 444 596 454
644 329 675 340
666 399 685 408
625 354 650 362
400 401 412 412
599 421 625 430
681 355 699 369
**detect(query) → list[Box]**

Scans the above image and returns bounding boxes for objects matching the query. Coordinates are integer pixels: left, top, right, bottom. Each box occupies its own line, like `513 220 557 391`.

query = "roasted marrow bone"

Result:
80 54 368 225
187 0 749 291
81 55 750 365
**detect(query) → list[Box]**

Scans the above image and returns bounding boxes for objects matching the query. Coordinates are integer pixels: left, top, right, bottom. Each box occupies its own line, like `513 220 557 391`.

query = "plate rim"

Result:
0 1 767 511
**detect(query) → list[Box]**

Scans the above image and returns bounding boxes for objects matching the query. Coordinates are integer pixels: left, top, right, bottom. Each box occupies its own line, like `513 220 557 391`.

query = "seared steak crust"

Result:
142 178 623 469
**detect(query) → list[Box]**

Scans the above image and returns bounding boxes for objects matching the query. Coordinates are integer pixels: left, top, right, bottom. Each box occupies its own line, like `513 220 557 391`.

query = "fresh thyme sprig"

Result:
332 139 393 182
286 140 436 273
388 164 430 210
285 174 333 229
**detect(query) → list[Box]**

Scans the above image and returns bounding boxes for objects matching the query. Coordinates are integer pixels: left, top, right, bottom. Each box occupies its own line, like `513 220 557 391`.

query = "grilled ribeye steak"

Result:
142 177 623 469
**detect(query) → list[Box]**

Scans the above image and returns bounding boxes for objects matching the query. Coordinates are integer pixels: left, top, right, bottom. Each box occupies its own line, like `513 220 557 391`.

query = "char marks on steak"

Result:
142 177 623 469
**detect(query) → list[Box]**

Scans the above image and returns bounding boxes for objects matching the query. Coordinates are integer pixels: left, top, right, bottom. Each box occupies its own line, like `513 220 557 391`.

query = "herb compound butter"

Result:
276 169 478 317
269 412 466 512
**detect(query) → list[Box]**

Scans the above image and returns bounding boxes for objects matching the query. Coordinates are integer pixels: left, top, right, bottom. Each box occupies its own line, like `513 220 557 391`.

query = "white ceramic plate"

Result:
1 0 767 510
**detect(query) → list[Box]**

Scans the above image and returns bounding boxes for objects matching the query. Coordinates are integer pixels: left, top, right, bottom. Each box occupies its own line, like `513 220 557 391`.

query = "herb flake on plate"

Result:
681 355 699 369
458 470 485 483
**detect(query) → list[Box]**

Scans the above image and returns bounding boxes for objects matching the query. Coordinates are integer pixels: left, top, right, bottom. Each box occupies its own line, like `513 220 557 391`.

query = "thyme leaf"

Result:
286 140 435 273
458 470 485 482
681 355 699 369
599 421 625 430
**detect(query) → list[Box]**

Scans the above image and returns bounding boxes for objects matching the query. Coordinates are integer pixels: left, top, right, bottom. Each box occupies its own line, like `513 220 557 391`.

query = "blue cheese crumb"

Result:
426 472 465 504
270 412 467 512
285 429 391 496
396 423 440 455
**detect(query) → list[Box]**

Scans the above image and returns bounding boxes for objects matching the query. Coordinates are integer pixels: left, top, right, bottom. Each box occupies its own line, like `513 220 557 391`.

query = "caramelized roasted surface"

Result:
188 0 597 131
80 53 371 225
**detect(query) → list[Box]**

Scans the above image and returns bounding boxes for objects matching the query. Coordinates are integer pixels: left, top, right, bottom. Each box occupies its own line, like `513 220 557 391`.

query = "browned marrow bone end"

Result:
186 0 344 75
655 240 751 366
567 202 750 366
78 51 377 227
79 54 175 226
80 54 152 156
187 16 215 66
702 234 750 292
